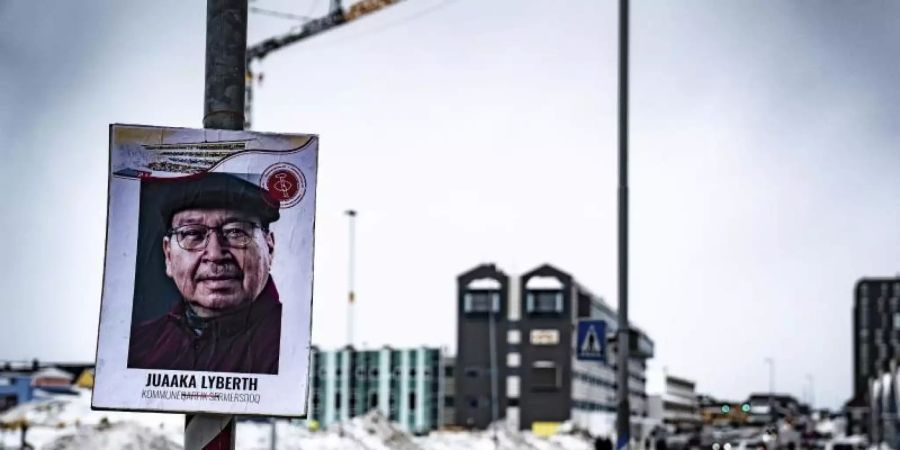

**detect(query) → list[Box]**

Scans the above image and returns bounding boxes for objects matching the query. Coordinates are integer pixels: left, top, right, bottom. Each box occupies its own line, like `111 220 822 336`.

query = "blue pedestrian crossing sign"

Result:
576 320 607 361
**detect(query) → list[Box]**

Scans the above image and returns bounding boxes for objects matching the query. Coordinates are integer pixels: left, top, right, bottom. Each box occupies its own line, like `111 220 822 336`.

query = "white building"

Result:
647 372 701 432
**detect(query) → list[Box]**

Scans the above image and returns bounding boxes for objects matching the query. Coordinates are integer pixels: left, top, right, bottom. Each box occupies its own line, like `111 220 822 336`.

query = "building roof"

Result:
32 367 74 381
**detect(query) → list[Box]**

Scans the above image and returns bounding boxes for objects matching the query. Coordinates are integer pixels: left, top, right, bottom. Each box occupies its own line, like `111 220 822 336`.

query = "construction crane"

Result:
245 0 408 128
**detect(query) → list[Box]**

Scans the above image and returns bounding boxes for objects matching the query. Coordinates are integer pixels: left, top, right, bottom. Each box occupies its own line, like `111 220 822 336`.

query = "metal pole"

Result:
187 1 247 448
765 357 774 426
807 374 814 409
269 417 277 450
346 210 357 347
204 0 247 131
488 293 499 447
616 0 631 449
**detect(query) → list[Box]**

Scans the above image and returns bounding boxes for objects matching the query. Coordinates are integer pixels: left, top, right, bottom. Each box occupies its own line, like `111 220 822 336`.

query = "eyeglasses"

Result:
168 221 265 251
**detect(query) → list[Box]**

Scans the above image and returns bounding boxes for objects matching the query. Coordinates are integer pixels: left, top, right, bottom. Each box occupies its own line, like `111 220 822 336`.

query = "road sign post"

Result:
616 0 631 448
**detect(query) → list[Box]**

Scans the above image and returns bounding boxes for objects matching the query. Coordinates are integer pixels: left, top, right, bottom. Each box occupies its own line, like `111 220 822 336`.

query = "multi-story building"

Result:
455 263 654 436
307 346 444 434
647 375 700 432
440 355 456 428
846 277 900 436
454 264 510 429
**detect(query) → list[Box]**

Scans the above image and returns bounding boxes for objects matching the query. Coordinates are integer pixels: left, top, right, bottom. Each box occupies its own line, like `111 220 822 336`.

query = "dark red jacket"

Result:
128 279 281 374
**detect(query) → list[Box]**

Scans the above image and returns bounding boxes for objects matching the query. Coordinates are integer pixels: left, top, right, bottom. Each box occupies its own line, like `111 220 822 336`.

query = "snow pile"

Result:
339 410 421 450
42 422 180 450
420 423 594 450
0 388 598 449
0 388 182 449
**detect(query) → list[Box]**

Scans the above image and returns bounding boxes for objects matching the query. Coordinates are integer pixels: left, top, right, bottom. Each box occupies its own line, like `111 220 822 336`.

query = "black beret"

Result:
156 172 280 227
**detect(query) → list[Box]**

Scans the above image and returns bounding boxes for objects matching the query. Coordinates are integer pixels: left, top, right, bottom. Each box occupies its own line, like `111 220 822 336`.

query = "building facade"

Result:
846 277 900 436
0 373 33 412
455 263 654 436
308 346 444 434
648 375 700 432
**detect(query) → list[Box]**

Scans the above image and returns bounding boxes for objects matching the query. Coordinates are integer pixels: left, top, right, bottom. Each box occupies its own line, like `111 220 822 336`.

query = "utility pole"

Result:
806 373 814 409
346 209 357 347
765 357 775 426
615 0 631 449
186 1 247 448
488 292 499 447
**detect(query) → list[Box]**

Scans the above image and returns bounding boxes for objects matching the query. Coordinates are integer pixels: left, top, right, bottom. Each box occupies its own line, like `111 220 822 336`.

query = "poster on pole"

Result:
92 124 317 416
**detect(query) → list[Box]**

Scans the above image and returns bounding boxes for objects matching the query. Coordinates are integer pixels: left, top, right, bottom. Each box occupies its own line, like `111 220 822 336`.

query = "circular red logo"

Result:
261 163 306 208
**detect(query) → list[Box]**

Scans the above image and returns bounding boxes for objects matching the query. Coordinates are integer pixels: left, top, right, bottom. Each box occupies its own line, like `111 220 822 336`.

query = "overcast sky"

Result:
1 0 898 410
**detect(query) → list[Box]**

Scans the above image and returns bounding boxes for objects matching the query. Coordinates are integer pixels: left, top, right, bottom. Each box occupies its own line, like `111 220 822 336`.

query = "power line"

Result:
250 7 312 22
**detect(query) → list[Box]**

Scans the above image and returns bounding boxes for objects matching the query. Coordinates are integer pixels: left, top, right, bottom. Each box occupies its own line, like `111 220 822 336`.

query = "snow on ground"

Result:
0 388 183 449
0 389 596 449
420 424 594 450
41 422 180 450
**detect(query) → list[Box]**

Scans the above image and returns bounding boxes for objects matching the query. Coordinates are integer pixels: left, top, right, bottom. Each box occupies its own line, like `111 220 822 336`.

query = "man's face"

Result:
163 208 275 317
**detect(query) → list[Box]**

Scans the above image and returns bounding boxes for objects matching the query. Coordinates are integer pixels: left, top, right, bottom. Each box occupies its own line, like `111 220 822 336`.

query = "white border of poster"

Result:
92 124 316 416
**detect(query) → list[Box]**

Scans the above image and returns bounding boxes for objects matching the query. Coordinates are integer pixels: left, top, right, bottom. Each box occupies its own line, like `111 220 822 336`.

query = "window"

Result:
507 352 521 368
369 392 379 409
526 291 563 314
507 330 521 344
464 292 500 313
507 375 520 398
531 361 560 391
464 367 480 378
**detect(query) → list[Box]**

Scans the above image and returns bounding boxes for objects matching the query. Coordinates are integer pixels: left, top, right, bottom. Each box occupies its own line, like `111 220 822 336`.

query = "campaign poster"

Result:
92 124 317 417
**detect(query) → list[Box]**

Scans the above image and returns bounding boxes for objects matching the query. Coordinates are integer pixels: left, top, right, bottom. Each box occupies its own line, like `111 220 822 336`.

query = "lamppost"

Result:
488 291 499 448
764 357 775 426
346 209 357 348
806 374 814 409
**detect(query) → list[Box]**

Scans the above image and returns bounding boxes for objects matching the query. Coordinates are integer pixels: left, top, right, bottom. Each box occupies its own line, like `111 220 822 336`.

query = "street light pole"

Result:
346 210 357 348
765 357 775 425
616 0 631 449
488 293 499 448
806 374 814 409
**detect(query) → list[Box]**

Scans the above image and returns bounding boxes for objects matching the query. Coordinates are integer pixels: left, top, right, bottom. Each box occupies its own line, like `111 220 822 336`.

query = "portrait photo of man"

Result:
128 172 283 374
